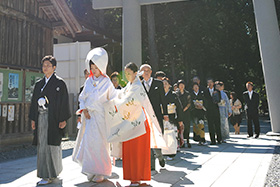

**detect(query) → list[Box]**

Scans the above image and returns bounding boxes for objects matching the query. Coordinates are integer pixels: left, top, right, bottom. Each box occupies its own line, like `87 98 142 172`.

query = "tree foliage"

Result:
69 0 280 103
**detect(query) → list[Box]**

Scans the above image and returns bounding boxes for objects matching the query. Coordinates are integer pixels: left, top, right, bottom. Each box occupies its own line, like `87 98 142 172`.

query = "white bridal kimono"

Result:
72 75 117 176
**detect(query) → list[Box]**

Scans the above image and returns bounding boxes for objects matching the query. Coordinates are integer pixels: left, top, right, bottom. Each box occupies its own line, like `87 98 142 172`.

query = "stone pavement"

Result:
0 133 279 187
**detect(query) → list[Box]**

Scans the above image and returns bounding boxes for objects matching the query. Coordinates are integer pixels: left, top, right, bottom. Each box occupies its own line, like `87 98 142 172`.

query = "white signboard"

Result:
2 105 7 117
8 105 15 121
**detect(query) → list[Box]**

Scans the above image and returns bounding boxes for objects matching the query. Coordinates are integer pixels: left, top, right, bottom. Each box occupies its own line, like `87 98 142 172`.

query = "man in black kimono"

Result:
29 55 71 185
243 81 260 138
205 78 222 145
140 64 169 169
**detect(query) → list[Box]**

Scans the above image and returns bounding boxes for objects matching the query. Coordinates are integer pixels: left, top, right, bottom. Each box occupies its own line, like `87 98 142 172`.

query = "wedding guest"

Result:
72 48 117 183
29 55 71 185
216 81 232 142
205 78 222 145
162 77 183 160
140 64 168 169
110 71 122 89
173 83 178 91
77 69 90 125
176 80 191 148
229 92 242 134
80 69 90 93
190 82 207 145
191 76 207 92
243 82 260 138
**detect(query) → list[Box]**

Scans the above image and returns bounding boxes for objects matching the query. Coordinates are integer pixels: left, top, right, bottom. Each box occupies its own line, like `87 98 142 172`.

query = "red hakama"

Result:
122 120 151 181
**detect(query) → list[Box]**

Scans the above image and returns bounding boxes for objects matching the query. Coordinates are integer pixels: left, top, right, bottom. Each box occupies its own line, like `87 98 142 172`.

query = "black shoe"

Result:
217 141 222 144
255 134 259 139
159 158 165 167
247 135 253 138
187 143 192 148
210 142 216 145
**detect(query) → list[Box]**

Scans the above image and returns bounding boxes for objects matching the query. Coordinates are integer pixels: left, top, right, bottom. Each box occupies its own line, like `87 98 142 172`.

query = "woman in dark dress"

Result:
190 82 207 145
162 77 184 160
229 92 242 134
176 80 192 148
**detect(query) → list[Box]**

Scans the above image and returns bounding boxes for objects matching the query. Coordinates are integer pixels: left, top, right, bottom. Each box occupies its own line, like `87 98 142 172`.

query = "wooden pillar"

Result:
253 0 280 133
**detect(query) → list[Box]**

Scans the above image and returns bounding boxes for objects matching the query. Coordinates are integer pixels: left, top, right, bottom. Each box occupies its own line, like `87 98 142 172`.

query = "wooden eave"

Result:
38 0 82 37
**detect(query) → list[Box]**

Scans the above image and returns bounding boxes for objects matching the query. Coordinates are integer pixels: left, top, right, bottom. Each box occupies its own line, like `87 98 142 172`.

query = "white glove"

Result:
38 98 46 109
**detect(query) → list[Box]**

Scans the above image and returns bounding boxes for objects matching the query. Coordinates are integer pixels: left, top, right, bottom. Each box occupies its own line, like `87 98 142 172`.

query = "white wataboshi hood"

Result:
85 47 108 75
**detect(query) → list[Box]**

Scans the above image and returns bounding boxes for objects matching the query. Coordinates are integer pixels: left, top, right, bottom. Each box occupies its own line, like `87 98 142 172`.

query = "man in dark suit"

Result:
191 76 207 93
140 64 169 169
243 81 260 138
205 78 222 145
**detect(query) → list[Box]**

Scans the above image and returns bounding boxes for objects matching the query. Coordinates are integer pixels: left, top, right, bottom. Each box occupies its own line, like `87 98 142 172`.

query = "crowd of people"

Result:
29 47 261 186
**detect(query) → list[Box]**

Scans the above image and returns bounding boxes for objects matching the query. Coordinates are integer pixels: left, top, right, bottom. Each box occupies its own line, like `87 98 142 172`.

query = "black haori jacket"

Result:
29 73 71 146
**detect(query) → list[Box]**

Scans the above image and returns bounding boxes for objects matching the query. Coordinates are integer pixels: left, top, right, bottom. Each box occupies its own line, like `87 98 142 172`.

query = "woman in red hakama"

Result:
122 62 151 186
123 120 151 184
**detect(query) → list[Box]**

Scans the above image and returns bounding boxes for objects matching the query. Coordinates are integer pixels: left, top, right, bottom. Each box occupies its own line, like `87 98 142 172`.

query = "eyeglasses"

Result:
42 64 53 68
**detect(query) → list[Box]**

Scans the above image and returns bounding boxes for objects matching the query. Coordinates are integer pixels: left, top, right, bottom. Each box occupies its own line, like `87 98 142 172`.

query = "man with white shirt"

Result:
243 81 260 138
205 78 222 145
140 64 169 169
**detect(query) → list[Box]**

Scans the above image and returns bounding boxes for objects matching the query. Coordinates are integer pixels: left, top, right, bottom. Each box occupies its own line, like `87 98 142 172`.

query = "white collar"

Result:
45 74 53 84
165 89 170 96
144 77 153 86
209 87 214 91
194 91 199 96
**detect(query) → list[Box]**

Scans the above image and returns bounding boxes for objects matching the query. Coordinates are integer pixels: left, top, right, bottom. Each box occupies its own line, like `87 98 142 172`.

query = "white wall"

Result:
54 42 91 95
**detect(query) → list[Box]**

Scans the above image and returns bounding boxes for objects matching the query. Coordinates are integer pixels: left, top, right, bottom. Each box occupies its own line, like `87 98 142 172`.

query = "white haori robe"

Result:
104 77 166 153
72 75 117 176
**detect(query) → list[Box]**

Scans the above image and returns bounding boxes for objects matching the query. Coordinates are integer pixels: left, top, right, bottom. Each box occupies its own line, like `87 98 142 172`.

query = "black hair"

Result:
84 69 89 75
230 91 237 103
177 79 185 86
41 55 57 67
89 60 94 69
155 71 166 78
206 77 214 82
110 71 120 80
162 77 171 85
125 62 138 73
192 82 199 88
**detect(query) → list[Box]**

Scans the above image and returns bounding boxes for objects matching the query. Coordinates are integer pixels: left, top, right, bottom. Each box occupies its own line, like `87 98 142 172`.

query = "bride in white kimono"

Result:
72 48 117 183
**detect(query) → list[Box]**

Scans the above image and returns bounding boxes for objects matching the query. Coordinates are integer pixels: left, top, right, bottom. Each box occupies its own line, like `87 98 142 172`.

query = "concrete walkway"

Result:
0 132 279 187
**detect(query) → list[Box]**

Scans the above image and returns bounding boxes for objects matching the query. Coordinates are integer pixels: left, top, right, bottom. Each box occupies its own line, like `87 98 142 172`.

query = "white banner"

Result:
8 105 15 121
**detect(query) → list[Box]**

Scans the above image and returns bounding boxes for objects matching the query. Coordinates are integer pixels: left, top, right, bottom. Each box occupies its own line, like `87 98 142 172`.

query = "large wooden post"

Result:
122 0 142 67
253 0 280 133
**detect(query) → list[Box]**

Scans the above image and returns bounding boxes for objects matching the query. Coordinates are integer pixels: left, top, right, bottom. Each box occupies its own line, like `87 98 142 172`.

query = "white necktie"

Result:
145 81 150 92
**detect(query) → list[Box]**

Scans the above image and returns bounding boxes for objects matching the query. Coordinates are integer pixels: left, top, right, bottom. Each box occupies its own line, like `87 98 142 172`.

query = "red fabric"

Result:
89 70 94 78
89 70 107 79
122 120 151 181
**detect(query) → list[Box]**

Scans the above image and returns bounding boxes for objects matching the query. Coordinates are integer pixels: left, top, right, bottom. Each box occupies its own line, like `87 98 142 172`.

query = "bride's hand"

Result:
83 109 91 119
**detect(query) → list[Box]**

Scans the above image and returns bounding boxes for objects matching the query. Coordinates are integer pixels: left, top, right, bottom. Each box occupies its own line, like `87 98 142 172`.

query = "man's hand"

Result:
83 109 91 119
31 120 35 130
59 121 67 129
163 115 169 121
